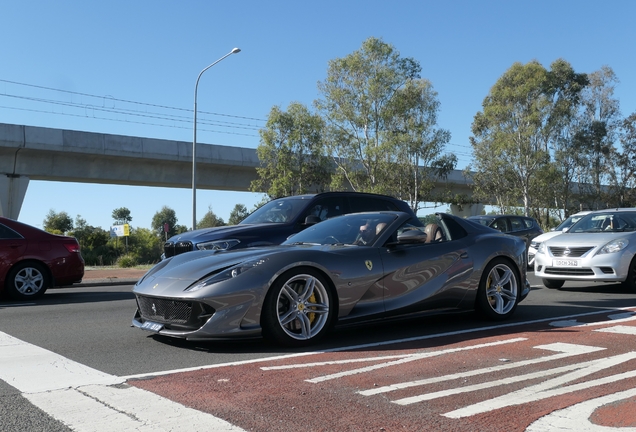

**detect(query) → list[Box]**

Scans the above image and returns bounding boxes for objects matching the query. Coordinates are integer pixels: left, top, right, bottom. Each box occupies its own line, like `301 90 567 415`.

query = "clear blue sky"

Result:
2 0 635 230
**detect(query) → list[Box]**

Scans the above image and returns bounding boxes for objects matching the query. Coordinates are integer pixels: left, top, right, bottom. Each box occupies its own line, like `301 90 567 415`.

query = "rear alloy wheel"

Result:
543 278 565 289
476 258 519 320
262 268 333 347
5 262 49 300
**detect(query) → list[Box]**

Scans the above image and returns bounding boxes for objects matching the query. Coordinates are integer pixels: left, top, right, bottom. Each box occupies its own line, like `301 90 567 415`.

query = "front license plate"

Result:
553 259 580 267
140 321 164 332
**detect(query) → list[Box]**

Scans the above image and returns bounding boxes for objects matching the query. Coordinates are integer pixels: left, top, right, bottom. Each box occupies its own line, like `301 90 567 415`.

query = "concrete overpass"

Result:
0 122 480 220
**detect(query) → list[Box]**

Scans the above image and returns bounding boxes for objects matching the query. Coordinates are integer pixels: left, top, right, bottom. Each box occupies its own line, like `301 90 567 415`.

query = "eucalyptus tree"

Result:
197 206 225 228
43 209 73 234
112 207 132 225
251 102 331 199
607 112 636 207
228 203 249 225
315 37 454 211
575 66 621 208
151 205 183 238
470 59 586 217
542 59 589 219
382 79 456 211
467 150 521 214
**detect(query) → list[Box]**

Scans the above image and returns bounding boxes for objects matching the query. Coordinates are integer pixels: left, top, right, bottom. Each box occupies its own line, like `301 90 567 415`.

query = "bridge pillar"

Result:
0 175 29 220
449 203 484 218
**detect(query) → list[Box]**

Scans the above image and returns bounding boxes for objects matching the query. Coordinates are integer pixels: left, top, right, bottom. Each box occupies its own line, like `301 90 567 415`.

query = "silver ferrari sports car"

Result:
132 211 530 346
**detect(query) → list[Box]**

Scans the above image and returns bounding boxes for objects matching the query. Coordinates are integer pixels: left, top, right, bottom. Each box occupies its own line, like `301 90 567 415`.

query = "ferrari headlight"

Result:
184 258 269 292
597 238 629 255
196 239 240 251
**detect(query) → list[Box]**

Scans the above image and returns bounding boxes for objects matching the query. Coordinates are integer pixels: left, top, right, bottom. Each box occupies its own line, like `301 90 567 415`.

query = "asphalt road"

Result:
1 272 636 431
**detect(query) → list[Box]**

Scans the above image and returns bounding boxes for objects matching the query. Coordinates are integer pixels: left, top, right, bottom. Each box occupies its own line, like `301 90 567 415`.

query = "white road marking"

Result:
0 332 245 431
0 331 122 392
444 351 636 418
361 343 604 396
121 307 636 381
550 312 636 329
4 307 636 430
305 338 527 383
595 325 636 335
526 387 636 431
261 353 414 370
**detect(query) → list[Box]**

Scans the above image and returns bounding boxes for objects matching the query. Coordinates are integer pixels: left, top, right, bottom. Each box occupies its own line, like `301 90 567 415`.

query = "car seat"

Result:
424 223 443 243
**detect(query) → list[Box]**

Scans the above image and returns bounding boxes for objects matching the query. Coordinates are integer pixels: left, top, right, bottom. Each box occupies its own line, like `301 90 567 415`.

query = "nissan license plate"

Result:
553 259 579 267
140 320 164 332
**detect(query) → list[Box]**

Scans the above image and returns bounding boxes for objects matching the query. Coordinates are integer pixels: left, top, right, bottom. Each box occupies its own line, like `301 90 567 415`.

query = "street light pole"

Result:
192 47 241 230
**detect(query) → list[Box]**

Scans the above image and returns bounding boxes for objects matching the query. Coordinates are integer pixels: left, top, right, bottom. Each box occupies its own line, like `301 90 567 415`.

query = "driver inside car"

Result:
354 221 387 245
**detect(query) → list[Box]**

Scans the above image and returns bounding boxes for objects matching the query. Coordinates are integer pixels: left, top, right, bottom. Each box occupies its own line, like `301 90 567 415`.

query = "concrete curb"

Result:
76 278 141 287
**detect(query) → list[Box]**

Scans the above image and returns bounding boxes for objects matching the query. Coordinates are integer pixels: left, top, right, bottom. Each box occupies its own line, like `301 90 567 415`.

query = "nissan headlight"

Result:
185 258 269 292
597 238 629 255
196 239 240 251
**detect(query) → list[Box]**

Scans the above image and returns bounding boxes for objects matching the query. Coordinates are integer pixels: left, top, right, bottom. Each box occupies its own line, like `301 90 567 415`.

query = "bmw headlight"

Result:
597 238 629 255
184 258 269 292
196 239 240 251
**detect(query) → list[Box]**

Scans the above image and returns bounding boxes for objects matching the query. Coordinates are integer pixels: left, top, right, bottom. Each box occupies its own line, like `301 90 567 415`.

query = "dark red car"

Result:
0 217 84 300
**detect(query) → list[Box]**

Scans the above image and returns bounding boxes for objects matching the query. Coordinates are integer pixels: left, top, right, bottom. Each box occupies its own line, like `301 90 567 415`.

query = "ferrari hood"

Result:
134 246 283 295
145 246 279 280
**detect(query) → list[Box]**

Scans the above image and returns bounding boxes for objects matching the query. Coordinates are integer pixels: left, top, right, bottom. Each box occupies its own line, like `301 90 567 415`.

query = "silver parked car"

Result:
527 211 591 268
534 208 636 290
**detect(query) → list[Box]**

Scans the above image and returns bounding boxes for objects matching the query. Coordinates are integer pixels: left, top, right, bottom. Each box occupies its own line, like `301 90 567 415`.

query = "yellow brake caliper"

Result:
487 274 495 305
307 293 316 323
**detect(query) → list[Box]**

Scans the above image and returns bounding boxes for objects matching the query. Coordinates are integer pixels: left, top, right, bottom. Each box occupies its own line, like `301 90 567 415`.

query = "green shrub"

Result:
116 254 138 268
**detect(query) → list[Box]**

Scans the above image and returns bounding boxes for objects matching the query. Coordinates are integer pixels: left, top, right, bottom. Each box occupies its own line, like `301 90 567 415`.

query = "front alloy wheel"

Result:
262 268 333 347
476 258 519 320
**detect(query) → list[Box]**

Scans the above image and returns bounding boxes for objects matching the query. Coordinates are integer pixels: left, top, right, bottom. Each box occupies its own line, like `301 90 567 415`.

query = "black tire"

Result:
261 267 334 347
543 278 565 289
5 261 50 300
475 258 520 321
621 257 636 292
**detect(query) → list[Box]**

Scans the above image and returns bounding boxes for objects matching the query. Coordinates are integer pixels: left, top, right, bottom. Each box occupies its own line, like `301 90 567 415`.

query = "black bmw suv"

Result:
163 192 421 258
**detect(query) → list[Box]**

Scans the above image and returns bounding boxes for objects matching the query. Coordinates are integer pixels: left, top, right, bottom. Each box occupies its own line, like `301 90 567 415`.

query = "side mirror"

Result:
562 227 570 233
304 215 321 225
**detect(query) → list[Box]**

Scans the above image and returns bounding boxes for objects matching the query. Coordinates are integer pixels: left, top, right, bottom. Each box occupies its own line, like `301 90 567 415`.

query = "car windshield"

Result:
240 198 305 224
282 213 397 246
555 214 586 231
568 211 636 233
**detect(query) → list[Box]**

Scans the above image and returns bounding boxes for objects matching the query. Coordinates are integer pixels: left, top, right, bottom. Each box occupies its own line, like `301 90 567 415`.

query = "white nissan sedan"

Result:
527 210 591 268
534 208 636 290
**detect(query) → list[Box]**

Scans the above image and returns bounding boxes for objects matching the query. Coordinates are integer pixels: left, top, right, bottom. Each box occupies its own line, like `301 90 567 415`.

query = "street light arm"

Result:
194 48 241 103
192 48 241 231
